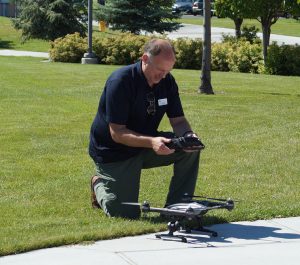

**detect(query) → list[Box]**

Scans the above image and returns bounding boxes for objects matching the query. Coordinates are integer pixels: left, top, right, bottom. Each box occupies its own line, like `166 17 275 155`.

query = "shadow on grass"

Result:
262 92 300 97
0 39 14 49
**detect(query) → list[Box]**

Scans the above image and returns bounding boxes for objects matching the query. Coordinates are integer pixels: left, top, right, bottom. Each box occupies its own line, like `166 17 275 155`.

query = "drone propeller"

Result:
182 193 239 203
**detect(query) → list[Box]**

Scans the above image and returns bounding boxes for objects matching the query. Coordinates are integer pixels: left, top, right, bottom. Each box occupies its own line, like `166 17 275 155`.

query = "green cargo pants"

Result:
94 148 200 219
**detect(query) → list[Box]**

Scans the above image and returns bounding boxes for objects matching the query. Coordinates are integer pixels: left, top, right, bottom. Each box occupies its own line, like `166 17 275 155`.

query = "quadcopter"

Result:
123 194 235 243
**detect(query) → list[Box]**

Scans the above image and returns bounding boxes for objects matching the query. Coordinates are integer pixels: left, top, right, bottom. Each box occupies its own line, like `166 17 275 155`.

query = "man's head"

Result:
141 39 176 87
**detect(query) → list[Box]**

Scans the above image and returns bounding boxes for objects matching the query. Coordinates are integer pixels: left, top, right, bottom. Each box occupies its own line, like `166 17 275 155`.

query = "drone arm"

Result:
205 204 234 211
144 207 194 217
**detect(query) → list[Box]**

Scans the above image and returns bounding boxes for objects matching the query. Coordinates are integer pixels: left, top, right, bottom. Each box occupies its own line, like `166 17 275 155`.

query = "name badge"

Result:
158 98 168 106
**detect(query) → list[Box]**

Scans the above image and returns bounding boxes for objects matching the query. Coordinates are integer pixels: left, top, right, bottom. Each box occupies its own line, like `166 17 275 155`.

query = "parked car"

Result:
192 0 216 16
172 0 193 14
276 10 292 18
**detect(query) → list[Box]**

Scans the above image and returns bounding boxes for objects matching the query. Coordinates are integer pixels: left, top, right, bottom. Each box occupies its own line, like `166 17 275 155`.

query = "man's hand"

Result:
182 132 203 152
165 135 205 153
151 137 174 155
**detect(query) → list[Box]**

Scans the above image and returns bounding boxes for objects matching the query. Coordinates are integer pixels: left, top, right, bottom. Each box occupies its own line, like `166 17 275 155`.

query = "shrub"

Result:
221 33 238 43
241 25 261 44
93 33 151 65
211 42 232 72
227 41 263 73
49 32 87 63
222 26 261 45
212 39 263 73
49 33 265 75
172 38 203 70
265 43 300 76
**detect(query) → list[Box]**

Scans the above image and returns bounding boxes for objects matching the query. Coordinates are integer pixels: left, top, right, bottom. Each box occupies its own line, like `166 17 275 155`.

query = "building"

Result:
0 0 16 17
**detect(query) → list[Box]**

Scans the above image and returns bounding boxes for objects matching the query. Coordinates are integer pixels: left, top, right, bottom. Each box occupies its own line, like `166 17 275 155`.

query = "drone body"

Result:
123 195 235 243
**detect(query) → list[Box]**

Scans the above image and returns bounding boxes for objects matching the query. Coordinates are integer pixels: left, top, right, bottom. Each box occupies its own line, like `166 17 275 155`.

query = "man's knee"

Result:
102 199 141 219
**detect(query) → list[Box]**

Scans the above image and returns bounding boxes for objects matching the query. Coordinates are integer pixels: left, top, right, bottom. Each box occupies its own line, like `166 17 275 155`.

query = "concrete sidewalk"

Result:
1 217 300 265
0 49 49 58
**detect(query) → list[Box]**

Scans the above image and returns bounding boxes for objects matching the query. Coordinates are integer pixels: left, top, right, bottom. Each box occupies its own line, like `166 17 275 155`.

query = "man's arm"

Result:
109 123 174 155
169 116 197 137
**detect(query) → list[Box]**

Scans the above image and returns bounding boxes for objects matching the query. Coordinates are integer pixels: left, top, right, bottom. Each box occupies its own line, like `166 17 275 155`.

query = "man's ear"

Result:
141 54 150 64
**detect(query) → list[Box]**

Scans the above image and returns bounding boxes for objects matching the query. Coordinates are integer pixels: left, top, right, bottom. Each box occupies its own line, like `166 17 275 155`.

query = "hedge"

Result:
265 43 300 76
49 32 300 76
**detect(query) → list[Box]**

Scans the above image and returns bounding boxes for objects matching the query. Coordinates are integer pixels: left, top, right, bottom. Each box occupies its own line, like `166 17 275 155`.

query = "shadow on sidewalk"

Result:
173 221 300 246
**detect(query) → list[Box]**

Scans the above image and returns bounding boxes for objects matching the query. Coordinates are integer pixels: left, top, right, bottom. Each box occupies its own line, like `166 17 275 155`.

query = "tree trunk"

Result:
199 0 214 94
261 20 271 63
234 17 243 38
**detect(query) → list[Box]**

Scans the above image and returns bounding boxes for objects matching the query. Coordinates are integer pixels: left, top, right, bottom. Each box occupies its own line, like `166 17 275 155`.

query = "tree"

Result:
199 0 214 94
246 0 300 62
215 1 300 62
287 0 300 18
94 0 181 34
246 0 282 62
214 0 246 38
13 0 88 41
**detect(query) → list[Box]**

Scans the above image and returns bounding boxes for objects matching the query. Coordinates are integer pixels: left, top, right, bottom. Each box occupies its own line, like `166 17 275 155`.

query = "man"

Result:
89 39 202 219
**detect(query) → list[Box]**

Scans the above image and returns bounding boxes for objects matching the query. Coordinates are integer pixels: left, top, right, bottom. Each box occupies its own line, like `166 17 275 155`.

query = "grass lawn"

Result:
0 56 299 256
0 16 50 52
179 16 300 37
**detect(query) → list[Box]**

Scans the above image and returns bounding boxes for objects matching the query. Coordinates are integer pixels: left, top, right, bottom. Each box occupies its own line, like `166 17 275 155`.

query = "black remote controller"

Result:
165 136 205 151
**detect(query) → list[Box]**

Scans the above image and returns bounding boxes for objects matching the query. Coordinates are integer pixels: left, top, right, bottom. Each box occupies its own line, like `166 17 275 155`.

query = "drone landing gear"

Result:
155 221 188 243
185 216 218 237
189 227 218 237
155 219 218 243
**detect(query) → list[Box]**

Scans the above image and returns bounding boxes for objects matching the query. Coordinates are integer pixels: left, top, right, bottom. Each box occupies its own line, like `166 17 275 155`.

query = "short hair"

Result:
143 39 176 57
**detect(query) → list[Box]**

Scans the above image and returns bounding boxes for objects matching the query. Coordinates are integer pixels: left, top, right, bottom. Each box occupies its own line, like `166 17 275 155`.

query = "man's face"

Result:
143 53 175 86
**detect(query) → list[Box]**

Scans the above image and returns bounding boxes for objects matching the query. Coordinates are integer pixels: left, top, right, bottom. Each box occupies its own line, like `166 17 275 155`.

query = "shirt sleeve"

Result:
166 75 184 118
105 78 130 125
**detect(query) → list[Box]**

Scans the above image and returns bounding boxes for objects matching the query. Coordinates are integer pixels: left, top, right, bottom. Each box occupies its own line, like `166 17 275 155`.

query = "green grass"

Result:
179 17 300 37
0 15 116 52
0 57 299 256
0 16 50 52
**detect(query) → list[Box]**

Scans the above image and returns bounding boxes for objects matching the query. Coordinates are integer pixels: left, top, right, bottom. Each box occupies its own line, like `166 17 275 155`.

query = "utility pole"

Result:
199 0 214 94
81 0 98 64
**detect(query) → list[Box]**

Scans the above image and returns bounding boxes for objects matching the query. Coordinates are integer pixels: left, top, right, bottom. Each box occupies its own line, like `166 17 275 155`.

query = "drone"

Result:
123 193 235 243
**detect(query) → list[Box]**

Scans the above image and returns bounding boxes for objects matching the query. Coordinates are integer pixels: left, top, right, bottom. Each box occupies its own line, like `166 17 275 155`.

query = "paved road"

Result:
1 217 300 265
167 24 300 45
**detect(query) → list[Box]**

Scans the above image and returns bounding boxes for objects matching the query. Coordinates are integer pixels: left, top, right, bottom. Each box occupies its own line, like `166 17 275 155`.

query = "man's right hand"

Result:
151 137 174 155
109 123 175 155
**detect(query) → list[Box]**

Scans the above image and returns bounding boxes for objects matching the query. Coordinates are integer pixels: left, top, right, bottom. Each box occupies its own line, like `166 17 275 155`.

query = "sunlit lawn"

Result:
0 16 50 52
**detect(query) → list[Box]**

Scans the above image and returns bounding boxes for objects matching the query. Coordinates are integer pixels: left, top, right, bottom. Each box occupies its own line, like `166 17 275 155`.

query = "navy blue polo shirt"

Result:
89 61 184 163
